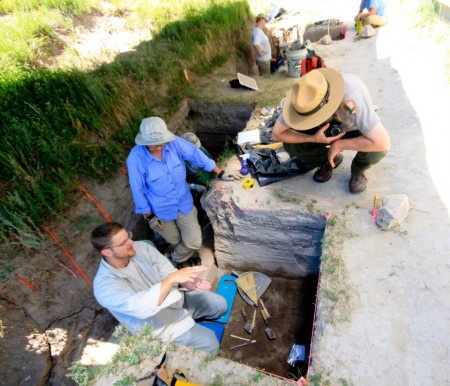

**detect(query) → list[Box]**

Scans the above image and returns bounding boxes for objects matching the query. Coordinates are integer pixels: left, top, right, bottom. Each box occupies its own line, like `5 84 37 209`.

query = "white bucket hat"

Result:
135 117 175 146
181 132 201 148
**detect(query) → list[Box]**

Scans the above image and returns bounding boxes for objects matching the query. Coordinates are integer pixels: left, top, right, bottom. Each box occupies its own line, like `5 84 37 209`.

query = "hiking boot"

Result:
313 153 344 183
174 260 189 269
349 173 368 193
166 254 187 269
186 252 202 267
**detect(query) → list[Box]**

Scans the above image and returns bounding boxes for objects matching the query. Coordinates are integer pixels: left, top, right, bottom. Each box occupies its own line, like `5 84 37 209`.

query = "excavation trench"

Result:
136 100 324 379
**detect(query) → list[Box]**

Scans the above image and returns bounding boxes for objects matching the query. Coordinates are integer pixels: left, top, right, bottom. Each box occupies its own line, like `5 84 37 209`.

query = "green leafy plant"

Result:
251 370 265 382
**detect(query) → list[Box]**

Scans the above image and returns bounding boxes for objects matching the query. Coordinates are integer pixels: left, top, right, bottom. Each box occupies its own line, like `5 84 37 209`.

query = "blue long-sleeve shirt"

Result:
127 137 216 221
359 0 386 15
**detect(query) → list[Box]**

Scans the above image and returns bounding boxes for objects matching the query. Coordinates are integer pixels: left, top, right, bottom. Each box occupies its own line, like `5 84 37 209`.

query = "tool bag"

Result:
300 49 326 76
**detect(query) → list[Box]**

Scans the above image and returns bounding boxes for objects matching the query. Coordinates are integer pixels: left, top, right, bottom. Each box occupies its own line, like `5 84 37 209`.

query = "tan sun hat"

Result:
283 68 345 131
135 117 175 146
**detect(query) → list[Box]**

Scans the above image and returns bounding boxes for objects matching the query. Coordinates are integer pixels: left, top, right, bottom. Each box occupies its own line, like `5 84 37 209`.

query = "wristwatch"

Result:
145 213 155 223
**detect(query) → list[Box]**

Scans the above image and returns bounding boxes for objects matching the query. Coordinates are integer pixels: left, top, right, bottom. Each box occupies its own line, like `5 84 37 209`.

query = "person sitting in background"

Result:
90 222 227 354
252 13 272 75
354 0 388 27
127 117 241 268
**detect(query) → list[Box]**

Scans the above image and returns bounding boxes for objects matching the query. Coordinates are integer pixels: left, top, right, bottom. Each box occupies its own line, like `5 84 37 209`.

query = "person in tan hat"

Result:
127 117 241 268
272 68 390 193
252 13 272 75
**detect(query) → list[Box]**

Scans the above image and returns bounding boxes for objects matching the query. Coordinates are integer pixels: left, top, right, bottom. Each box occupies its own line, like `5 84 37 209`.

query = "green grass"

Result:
0 0 252 246
67 324 163 385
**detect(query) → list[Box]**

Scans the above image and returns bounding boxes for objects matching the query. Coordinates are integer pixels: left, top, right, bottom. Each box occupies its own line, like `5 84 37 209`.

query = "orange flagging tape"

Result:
78 184 111 222
42 226 93 288
16 275 37 291
120 166 128 175
1 289 17 306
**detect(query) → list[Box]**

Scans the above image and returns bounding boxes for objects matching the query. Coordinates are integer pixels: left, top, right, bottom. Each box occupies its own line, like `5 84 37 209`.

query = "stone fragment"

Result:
320 35 332 45
376 194 410 230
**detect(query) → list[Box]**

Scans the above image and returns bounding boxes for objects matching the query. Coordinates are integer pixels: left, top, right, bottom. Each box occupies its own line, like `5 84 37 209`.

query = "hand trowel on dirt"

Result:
232 271 271 306
244 309 256 334
260 299 276 340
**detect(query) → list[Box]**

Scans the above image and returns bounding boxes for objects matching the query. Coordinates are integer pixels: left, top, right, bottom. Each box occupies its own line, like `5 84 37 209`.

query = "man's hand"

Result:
220 171 243 181
147 216 163 232
182 278 211 291
314 124 346 145
328 141 343 167
172 266 211 291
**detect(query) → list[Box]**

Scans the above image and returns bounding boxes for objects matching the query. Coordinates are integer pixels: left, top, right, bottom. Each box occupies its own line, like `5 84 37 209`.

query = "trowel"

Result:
244 309 256 334
260 299 276 340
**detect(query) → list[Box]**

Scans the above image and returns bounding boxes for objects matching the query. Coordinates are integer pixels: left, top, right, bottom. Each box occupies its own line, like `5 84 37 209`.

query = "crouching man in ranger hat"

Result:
272 68 390 193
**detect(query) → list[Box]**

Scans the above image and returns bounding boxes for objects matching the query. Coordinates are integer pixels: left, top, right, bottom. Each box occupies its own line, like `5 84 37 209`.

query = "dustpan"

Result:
233 271 271 306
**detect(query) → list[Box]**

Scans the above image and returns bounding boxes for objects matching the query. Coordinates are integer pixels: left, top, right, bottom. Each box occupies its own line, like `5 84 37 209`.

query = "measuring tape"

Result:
242 178 255 189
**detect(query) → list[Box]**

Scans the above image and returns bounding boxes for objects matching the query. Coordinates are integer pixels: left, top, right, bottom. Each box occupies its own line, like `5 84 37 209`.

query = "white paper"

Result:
237 129 260 145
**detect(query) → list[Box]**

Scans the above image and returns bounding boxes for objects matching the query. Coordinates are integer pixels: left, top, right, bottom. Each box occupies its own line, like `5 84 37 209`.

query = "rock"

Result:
361 25 376 38
320 35 332 45
303 22 346 42
376 194 410 230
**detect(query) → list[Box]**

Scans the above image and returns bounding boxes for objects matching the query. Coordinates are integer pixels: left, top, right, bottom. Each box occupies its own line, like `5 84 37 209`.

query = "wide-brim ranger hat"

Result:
283 68 345 131
135 117 175 146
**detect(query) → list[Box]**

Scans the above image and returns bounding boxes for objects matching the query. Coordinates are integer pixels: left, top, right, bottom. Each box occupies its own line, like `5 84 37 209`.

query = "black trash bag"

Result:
245 148 313 187
229 79 255 90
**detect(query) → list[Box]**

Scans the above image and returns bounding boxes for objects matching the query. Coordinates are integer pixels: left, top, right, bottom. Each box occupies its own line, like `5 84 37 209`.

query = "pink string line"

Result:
57 262 78 278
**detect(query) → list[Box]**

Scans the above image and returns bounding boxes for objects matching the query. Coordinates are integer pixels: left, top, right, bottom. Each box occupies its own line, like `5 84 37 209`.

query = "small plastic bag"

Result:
287 344 306 366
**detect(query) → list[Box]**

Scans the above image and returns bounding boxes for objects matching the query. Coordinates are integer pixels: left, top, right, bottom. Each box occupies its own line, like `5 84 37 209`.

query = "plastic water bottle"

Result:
240 155 249 176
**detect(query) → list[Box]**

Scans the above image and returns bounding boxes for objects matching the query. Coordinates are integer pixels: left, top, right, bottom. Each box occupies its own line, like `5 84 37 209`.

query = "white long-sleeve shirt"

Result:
93 241 195 341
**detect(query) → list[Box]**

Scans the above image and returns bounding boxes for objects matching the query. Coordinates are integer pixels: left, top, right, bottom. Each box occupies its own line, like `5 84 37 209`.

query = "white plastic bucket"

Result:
285 47 307 78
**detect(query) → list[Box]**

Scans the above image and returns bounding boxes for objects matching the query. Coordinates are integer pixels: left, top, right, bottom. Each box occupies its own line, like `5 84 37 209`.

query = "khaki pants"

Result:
256 59 271 75
363 15 388 27
157 207 202 263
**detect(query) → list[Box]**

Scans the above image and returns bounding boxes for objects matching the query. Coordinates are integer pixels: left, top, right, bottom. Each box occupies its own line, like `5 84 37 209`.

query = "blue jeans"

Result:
173 291 227 355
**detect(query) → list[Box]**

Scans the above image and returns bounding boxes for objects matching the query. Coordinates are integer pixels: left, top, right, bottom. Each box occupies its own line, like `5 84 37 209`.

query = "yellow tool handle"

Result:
260 309 269 323
253 142 283 150
260 299 271 318
251 309 257 329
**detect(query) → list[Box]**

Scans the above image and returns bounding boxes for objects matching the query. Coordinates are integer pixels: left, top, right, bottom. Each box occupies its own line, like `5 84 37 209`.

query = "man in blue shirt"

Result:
355 0 388 27
127 117 241 268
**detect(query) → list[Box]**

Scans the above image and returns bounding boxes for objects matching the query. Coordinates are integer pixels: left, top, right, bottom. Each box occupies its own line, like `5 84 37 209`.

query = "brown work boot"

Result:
349 173 367 193
313 153 344 183
186 252 202 267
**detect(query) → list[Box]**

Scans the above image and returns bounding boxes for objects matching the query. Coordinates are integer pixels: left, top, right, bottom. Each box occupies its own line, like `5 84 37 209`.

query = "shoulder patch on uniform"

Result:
342 99 357 114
